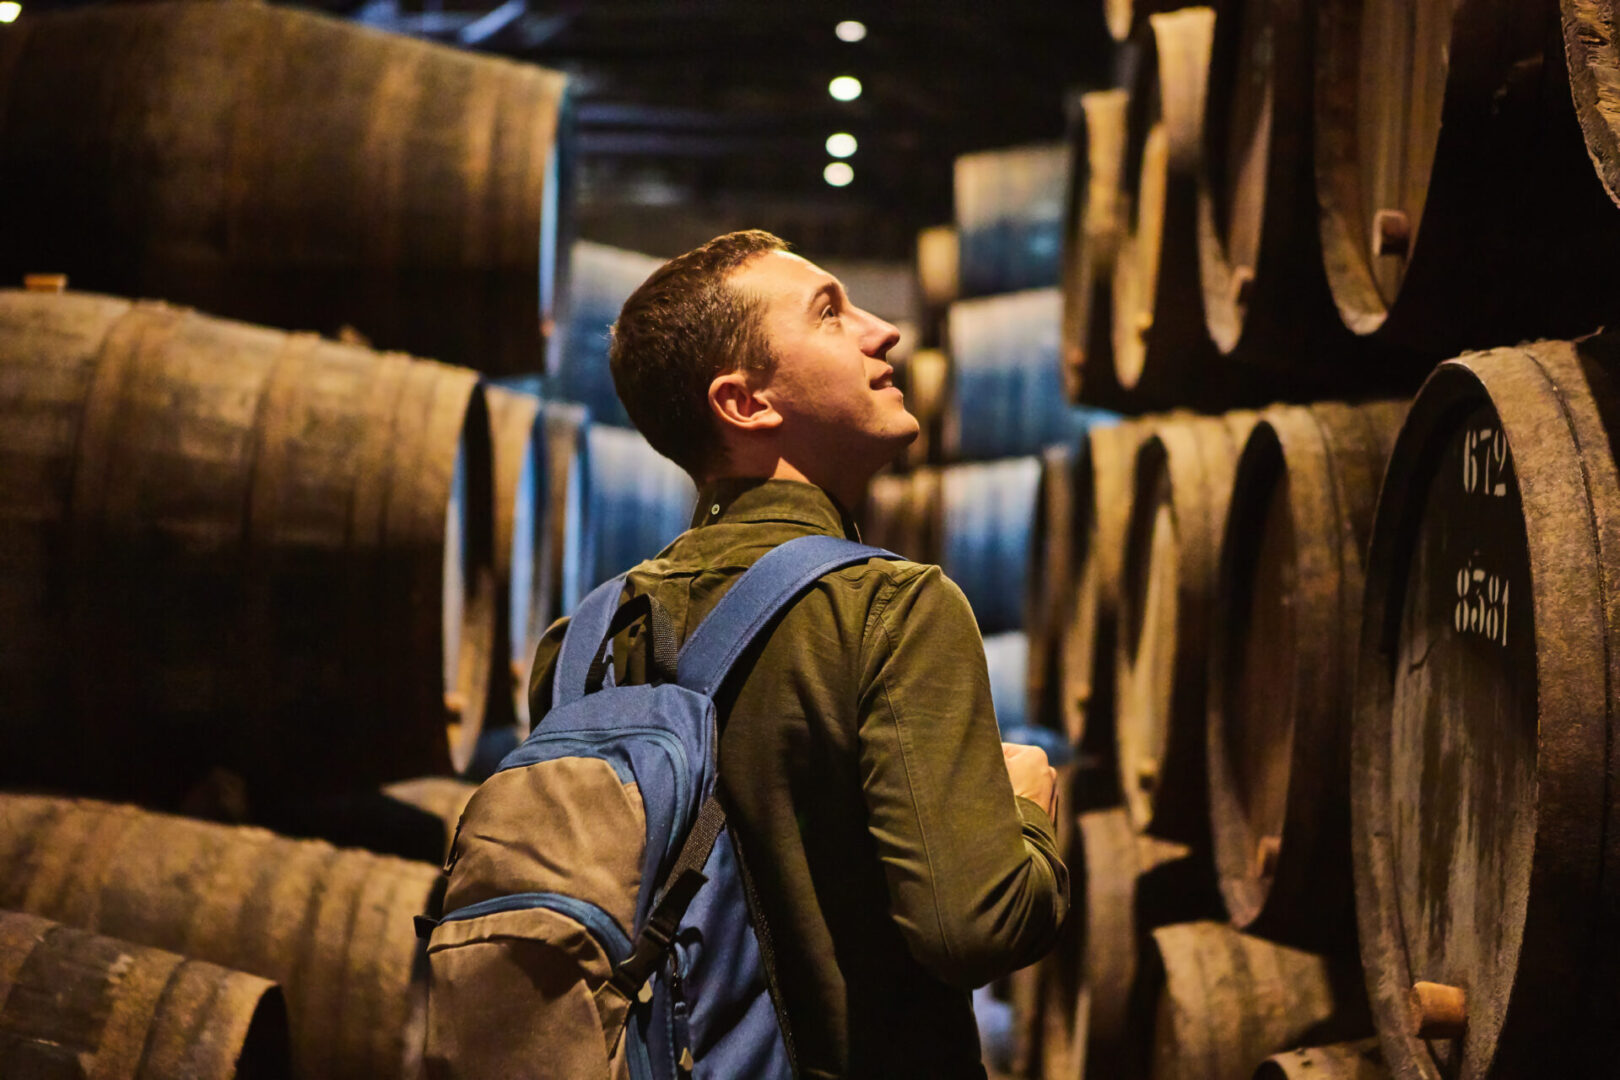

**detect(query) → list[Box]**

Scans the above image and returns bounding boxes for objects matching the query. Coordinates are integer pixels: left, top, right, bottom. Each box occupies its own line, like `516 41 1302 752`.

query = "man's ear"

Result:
709 370 783 433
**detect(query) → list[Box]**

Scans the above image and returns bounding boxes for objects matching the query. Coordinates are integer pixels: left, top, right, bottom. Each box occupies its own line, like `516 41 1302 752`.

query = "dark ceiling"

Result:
350 0 1118 259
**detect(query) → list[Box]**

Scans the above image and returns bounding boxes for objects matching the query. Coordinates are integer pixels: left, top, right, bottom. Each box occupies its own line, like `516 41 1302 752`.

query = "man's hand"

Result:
1002 742 1058 820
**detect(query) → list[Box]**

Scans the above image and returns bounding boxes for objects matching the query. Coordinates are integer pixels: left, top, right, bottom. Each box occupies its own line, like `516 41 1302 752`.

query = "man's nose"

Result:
860 309 902 358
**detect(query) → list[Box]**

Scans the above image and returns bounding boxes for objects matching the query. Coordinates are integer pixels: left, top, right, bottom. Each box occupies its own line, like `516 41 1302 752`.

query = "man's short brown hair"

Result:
609 229 789 477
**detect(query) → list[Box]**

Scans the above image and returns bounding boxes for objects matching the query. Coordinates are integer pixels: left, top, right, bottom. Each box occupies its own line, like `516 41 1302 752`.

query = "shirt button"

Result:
710 503 721 516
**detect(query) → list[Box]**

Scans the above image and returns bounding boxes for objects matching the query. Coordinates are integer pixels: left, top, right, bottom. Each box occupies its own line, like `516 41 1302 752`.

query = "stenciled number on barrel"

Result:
1454 559 1510 646
1462 426 1509 497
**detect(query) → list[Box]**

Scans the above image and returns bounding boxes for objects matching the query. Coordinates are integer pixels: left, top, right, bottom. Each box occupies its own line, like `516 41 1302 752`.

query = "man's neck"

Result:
703 456 866 512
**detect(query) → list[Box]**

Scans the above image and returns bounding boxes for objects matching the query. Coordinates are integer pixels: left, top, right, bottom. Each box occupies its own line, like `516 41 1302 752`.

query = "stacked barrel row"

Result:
873 143 1116 779
1060 1 1620 412
992 0 1620 1077
0 6 703 1076
1019 343 1620 1080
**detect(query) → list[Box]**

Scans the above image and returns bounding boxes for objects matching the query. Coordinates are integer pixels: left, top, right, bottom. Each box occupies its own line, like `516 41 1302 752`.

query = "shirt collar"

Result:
692 478 861 540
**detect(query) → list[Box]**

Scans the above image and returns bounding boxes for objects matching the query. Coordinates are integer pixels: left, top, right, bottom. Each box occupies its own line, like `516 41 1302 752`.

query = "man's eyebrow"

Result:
804 280 844 314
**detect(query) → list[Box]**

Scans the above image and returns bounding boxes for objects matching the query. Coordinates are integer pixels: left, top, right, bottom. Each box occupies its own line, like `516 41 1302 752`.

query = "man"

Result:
529 230 1067 1079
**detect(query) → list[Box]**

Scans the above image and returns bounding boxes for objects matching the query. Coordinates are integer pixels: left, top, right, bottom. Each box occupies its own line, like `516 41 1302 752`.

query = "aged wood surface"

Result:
0 909 290 1080
1207 399 1404 948
0 795 438 1080
0 2 569 376
1116 411 1256 845
1353 339 1620 1077
0 290 494 797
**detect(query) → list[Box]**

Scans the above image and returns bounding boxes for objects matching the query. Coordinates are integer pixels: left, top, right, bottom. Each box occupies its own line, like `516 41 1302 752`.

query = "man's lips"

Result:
870 366 896 391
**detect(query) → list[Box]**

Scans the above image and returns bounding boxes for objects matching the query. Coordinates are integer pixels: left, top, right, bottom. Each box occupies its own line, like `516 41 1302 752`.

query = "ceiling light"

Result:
825 133 858 158
828 76 862 102
824 162 854 187
0 3 21 22
835 20 866 43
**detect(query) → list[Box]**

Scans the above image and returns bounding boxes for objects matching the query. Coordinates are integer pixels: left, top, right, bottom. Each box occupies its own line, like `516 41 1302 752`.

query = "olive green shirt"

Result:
529 478 1068 1079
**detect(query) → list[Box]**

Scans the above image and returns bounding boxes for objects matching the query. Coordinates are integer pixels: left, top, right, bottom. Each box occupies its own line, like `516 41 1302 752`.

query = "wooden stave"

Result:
1351 340 1620 1079
1113 9 1256 411
0 794 439 1080
1075 808 1223 1080
0 909 290 1080
1026 443 1080 734
0 291 133 790
1253 1040 1388 1080
1144 922 1370 1080
485 384 546 733
0 290 496 795
1197 0 1356 380
0 2 569 377
1206 400 1405 948
533 400 588 636
1116 411 1256 845
1563 0 1620 206
1063 417 1159 756
1062 89 1134 410
1313 0 1620 355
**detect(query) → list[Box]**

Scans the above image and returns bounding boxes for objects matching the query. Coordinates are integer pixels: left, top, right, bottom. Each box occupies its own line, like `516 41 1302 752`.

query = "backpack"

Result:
420 534 896 1079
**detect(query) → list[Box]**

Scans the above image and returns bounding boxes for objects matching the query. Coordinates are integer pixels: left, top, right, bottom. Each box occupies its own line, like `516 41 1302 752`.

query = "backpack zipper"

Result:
436 891 632 964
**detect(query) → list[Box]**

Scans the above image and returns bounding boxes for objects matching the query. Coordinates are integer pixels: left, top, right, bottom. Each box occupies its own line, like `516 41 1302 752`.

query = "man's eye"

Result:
821 305 839 321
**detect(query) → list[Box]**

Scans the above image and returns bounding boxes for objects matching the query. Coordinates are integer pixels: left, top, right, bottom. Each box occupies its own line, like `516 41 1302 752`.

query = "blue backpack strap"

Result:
552 573 629 709
676 535 896 697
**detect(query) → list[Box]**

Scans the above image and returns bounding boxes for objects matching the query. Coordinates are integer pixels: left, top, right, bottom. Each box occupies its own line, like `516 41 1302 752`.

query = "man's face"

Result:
729 250 919 460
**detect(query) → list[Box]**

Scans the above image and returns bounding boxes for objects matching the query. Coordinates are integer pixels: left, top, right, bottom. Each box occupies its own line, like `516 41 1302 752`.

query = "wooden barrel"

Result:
1352 338 1620 1078
1314 0 1620 356
1116 411 1256 845
0 290 495 799
1564 0 1620 207
1144 922 1370 1080
1254 1040 1387 1080
1074 808 1224 1080
917 225 961 310
1027 444 1079 733
0 794 439 1080
1206 400 1405 948
534 400 588 633
0 910 289 1080
1062 417 1157 758
898 347 952 468
0 1 569 377
941 456 1042 635
947 288 1104 460
1197 0 1352 377
862 467 944 565
548 240 662 428
1062 89 1133 409
486 384 546 732
954 143 1069 297
1113 9 1257 410
572 424 695 609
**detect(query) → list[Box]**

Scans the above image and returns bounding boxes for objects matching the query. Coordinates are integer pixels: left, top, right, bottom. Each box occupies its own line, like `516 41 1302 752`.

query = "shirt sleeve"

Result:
856 565 1070 989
